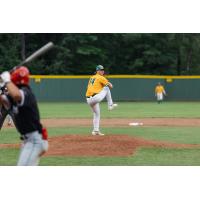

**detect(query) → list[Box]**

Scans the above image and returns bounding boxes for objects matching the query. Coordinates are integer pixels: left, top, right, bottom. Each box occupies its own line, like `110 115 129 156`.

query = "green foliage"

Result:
0 34 21 71
1 33 200 75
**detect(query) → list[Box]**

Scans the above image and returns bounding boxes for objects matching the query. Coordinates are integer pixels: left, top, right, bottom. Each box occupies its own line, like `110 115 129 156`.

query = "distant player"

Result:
6 114 13 126
155 82 166 103
0 66 48 166
86 65 118 136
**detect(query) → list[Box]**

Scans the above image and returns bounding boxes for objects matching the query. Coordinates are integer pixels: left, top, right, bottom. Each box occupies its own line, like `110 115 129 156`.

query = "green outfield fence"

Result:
30 75 200 102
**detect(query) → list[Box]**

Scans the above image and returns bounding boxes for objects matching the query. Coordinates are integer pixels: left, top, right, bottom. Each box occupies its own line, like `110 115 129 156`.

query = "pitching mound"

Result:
0 134 200 157
45 134 200 157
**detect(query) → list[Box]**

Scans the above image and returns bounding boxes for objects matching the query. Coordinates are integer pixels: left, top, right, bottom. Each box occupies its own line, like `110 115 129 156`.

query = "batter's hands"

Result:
0 82 5 89
0 71 11 85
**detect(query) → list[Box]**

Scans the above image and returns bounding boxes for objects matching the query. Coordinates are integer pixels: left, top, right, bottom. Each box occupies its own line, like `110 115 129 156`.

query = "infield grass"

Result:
1 147 200 166
39 148 200 166
2 126 200 145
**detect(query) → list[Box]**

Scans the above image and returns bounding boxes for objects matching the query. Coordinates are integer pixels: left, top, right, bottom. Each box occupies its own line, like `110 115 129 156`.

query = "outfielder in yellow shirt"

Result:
86 65 118 136
155 82 166 104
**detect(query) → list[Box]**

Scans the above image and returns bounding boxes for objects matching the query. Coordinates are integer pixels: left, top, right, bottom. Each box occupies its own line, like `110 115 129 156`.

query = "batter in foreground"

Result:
0 66 48 166
86 65 118 136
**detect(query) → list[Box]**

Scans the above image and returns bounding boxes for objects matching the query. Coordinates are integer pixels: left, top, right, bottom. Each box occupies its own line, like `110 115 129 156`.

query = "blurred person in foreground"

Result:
0 66 48 166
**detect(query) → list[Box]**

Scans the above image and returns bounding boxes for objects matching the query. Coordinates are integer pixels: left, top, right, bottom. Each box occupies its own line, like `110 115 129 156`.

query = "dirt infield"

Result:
4 118 200 128
2 117 200 157
40 118 200 128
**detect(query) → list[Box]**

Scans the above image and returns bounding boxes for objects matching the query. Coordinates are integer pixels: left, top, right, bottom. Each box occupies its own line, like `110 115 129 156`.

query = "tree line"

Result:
0 33 200 75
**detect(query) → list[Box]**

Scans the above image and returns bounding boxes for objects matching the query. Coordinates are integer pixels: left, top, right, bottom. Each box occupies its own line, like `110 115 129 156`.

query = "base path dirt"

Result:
40 118 200 128
4 118 200 128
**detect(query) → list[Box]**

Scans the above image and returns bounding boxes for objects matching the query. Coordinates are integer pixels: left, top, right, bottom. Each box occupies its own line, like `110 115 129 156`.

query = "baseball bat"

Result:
9 42 54 73
19 42 54 66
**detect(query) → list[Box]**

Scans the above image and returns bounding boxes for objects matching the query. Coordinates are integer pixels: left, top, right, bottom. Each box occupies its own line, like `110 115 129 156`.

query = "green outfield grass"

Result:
39 102 200 118
1 102 200 166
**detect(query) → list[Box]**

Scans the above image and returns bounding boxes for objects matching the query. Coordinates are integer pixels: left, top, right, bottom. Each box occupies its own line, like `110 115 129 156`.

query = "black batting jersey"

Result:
9 86 42 135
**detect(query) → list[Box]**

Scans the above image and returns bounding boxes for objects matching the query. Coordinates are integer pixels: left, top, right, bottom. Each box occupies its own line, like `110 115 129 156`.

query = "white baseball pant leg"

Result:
91 103 100 132
17 131 48 166
7 115 12 124
157 93 163 101
87 86 114 132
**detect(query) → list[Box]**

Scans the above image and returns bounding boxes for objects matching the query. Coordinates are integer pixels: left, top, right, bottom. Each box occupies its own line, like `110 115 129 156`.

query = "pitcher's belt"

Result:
86 93 97 98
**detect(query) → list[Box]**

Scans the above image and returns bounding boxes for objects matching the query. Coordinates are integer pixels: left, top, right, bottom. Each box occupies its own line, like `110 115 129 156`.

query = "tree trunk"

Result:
21 33 26 61
186 48 193 71
177 48 181 75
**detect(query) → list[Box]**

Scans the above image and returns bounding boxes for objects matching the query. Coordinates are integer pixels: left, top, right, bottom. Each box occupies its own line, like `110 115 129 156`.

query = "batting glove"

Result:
0 71 11 85
0 82 5 89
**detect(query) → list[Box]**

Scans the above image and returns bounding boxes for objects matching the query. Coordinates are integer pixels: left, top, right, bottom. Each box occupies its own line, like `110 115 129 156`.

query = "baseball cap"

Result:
96 65 104 71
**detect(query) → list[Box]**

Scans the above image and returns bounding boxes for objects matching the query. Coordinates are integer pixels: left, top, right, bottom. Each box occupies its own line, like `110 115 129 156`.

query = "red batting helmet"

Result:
11 66 30 86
